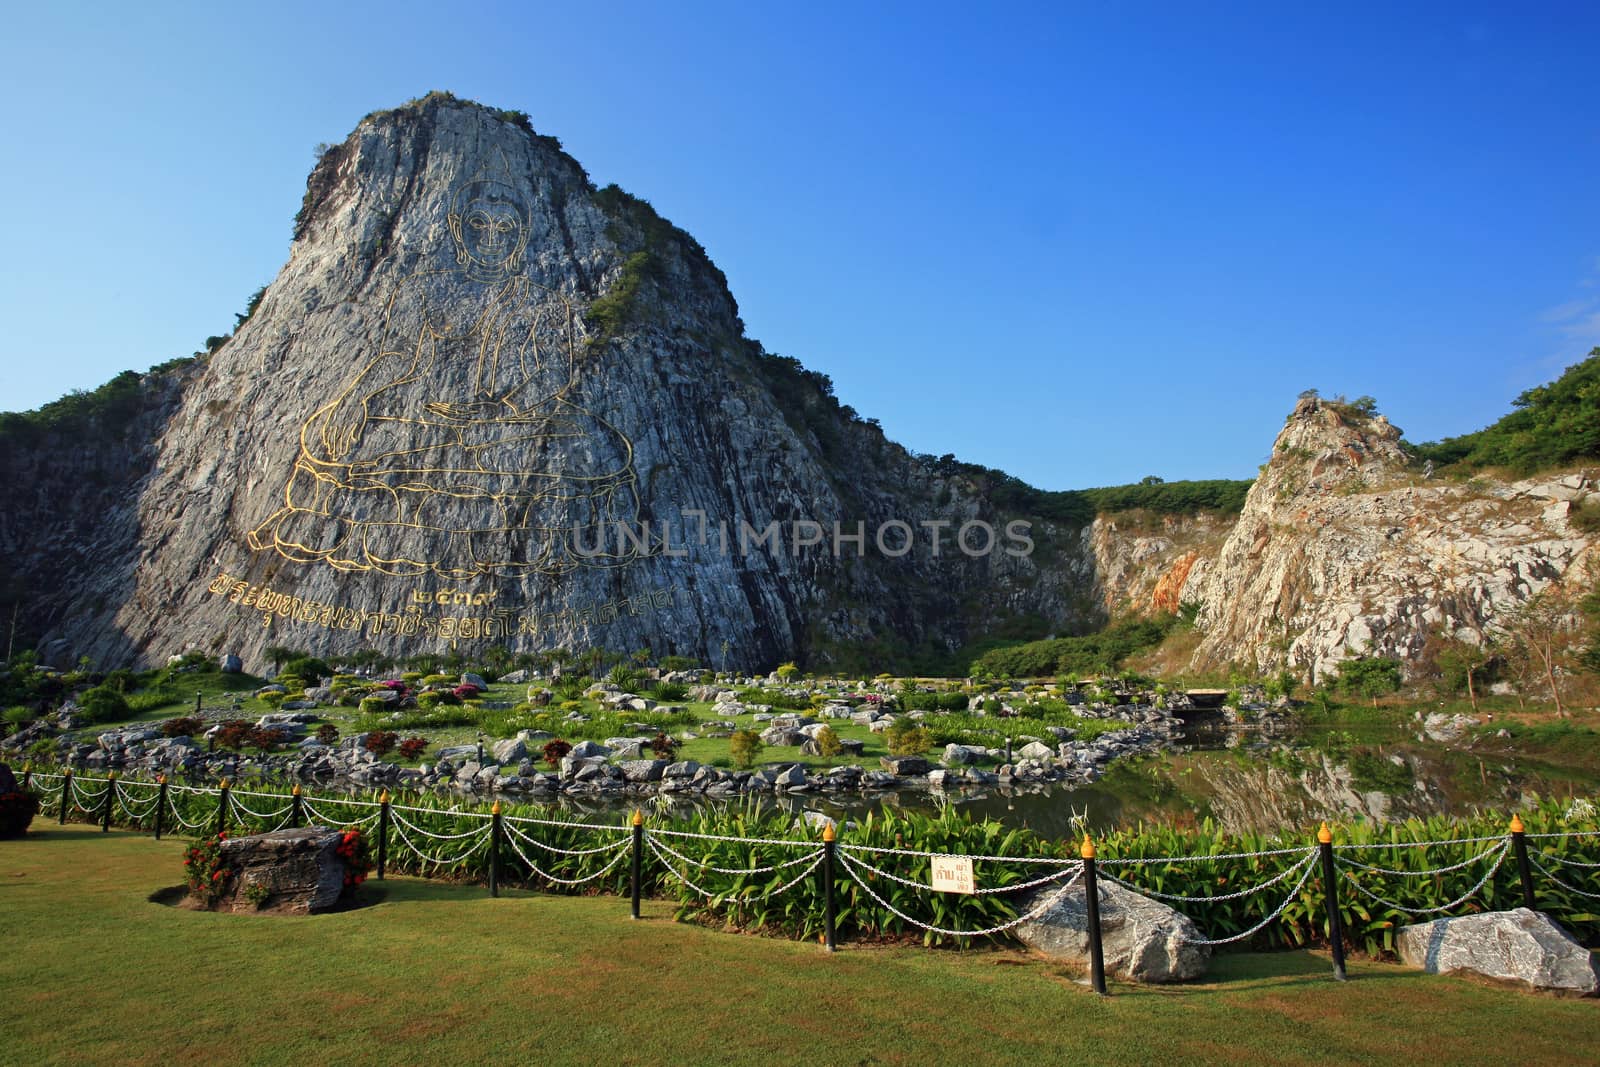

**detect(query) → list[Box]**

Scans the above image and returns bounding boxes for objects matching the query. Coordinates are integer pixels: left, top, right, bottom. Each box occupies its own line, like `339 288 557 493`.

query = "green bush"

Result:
76 686 130 725
885 718 930 758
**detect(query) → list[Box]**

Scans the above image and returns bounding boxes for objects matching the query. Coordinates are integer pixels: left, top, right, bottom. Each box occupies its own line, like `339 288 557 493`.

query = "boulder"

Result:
1014 879 1210 983
213 827 350 914
568 740 612 759
879 756 930 776
759 726 805 746
1396 908 1599 995
772 764 808 788
460 673 489 690
618 759 668 783
1017 741 1055 761
943 743 986 766
491 738 528 764
220 654 243 674
498 669 529 684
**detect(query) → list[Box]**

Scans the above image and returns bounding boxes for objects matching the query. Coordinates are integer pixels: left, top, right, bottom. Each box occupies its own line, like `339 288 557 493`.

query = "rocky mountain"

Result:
3 95 1101 671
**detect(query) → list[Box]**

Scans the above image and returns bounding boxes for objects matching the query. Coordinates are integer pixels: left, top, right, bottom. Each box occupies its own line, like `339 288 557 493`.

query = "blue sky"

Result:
2 2 1596 489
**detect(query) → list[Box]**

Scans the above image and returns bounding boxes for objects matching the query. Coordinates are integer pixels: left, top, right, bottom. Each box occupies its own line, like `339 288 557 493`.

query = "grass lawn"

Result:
2 825 1597 1065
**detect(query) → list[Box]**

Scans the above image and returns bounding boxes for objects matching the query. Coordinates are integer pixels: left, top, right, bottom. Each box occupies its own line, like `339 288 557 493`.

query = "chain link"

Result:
837 851 1084 897
1339 841 1507 878
501 821 635 857
388 818 491 868
645 832 823 876
1187 857 1320 947
1103 848 1318 904
1529 855 1600 900
229 794 293 821
389 807 494 841
840 841 1083 865
835 850 1082 938
503 830 630 886
1099 845 1310 867
1341 842 1509 916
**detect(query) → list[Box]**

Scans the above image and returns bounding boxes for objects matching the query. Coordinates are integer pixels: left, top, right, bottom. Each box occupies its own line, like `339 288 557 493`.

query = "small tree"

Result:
775 661 800 683
1498 584 1582 718
1336 657 1402 707
813 724 842 764
649 731 680 761
730 729 763 769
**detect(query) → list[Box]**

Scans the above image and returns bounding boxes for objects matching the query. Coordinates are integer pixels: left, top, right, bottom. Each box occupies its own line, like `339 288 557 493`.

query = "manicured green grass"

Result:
3 825 1597 1065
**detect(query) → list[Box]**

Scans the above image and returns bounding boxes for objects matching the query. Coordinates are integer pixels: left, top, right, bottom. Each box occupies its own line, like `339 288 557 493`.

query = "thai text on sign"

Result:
930 856 975 894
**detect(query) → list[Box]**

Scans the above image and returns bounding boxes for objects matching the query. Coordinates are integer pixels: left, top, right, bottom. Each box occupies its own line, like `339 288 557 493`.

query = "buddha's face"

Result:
448 180 529 274
458 198 524 267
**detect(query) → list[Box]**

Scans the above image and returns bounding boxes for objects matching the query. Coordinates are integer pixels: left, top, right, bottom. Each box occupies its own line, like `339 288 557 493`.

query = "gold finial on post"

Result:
219 779 229 789
291 783 301 796
157 774 166 785
1081 835 1096 860
379 790 390 804
823 823 836 843
1509 813 1525 834
492 800 502 815
632 809 644 827
1318 822 1333 845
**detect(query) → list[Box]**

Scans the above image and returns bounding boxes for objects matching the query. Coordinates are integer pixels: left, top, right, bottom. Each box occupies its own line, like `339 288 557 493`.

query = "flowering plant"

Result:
184 832 233 905
335 828 373 893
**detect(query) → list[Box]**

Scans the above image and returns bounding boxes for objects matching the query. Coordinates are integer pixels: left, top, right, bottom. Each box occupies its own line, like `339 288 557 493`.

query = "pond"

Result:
208 716 1600 840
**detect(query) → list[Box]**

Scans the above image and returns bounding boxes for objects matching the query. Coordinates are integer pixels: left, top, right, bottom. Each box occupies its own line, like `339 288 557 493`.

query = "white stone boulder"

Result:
1015 879 1210 983
1397 908 1599 995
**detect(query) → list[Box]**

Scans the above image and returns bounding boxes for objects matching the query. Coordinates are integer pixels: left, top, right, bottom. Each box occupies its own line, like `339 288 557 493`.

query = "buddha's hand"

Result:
320 398 368 460
425 400 511 422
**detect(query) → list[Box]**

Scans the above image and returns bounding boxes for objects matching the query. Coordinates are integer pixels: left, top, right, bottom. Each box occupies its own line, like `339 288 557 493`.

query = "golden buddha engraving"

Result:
248 162 640 578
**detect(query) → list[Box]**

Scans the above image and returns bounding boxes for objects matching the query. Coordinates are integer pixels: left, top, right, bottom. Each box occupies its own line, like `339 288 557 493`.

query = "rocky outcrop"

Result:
1397 908 1599 995
1183 397 1596 679
1087 513 1230 618
11 94 1098 672
1015 878 1210 982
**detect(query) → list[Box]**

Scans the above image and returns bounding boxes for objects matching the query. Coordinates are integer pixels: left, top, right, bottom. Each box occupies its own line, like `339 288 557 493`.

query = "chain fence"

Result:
15 768 1600 981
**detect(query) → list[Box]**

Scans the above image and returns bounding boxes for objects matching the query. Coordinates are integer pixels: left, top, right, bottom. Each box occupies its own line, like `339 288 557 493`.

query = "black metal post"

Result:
101 772 116 832
1318 823 1347 981
488 801 501 898
59 769 72 824
1510 814 1537 911
289 784 303 829
377 791 390 880
821 824 837 952
216 780 230 836
154 776 168 840
1082 836 1107 996
195 692 202 715
630 810 644 920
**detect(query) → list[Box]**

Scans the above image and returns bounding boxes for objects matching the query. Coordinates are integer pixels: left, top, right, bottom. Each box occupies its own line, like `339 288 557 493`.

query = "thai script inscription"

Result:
205 572 675 641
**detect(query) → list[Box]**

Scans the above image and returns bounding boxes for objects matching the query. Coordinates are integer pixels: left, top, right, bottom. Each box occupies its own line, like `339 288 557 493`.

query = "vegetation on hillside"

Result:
968 617 1179 677
1409 348 1600 475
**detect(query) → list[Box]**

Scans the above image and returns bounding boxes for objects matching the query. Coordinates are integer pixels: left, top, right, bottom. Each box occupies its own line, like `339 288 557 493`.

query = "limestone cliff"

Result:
8 95 1098 670
1182 397 1597 679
